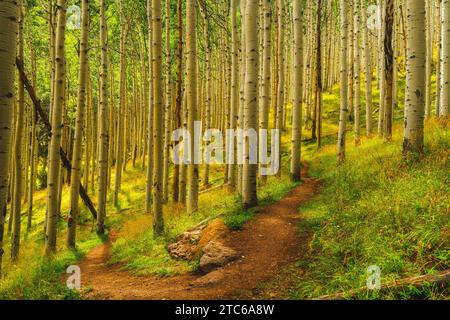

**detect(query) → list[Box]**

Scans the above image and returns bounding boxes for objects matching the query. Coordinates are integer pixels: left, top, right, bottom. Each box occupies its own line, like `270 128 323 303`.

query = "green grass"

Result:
0 235 103 300
292 120 449 300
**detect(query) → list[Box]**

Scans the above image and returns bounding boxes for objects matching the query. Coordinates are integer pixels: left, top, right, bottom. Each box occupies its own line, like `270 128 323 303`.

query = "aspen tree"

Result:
11 0 24 261
0 0 19 273
163 0 171 201
337 0 349 162
403 0 426 155
45 0 67 255
347 1 354 124
186 0 199 214
291 0 303 181
68 0 89 247
229 0 239 190
384 0 394 141
27 43 37 230
201 2 212 188
441 0 450 117
115 0 127 206
242 0 259 209
97 0 109 235
436 0 442 116
172 0 182 202
361 0 373 135
378 0 386 135
238 0 247 195
353 0 361 145
259 0 271 184
315 0 323 148
275 0 284 175
145 0 154 212
152 0 164 235
425 0 433 118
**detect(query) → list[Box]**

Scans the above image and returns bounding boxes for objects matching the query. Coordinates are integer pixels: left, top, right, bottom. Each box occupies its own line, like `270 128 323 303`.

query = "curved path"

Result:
79 164 320 300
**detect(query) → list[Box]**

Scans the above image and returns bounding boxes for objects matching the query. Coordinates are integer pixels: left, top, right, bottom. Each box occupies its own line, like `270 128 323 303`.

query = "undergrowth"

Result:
293 120 449 300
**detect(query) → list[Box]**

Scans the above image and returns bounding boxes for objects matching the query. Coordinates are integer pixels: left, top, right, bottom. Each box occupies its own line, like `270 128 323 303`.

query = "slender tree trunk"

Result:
229 0 239 190
291 0 303 181
275 0 284 175
45 0 67 256
27 48 37 230
384 0 394 141
316 0 323 149
425 0 432 119
97 0 108 235
403 0 426 155
145 0 154 212
435 0 442 116
114 0 127 206
353 0 361 145
162 0 171 202
186 0 199 214
259 0 271 184
378 0 386 135
11 0 24 261
338 0 349 162
441 0 450 117
238 0 246 195
152 0 164 235
201 3 211 188
0 0 18 276
242 0 259 209
361 0 373 136
172 0 182 203
67 0 89 247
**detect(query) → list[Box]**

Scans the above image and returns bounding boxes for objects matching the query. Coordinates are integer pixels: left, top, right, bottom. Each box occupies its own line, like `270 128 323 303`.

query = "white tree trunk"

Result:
0 0 19 274
440 0 450 117
403 0 426 155
290 0 303 181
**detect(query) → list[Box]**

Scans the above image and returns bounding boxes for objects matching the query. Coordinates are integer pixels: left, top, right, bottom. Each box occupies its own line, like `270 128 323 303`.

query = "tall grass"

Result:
293 120 449 299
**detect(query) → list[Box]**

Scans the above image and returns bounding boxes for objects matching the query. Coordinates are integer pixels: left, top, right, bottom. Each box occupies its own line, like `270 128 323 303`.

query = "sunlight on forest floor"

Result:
0 73 447 299
292 120 449 300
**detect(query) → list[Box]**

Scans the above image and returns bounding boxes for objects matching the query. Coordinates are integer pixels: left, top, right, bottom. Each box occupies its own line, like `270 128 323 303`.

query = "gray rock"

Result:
199 241 240 273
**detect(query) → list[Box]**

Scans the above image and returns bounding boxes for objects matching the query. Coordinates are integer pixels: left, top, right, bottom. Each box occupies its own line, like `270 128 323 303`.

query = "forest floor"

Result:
79 164 321 300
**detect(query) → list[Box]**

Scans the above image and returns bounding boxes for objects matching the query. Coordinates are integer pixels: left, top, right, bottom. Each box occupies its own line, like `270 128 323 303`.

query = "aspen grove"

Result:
0 0 448 300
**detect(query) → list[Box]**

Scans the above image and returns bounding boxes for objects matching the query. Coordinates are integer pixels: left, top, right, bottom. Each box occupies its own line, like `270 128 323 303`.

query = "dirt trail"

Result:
79 164 320 300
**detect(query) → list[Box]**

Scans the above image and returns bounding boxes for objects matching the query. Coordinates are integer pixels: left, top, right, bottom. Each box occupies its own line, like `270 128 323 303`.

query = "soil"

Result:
78 163 321 300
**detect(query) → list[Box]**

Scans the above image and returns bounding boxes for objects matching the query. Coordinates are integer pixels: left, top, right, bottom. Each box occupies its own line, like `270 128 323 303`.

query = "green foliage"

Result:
110 235 194 276
0 237 102 300
224 209 255 231
292 121 449 300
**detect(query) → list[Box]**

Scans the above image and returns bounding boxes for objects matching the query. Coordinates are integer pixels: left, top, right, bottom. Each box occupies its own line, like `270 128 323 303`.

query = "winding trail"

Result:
79 164 321 300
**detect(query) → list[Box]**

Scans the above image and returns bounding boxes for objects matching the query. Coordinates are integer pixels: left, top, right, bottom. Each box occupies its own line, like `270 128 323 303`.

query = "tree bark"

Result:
0 0 19 275
45 0 67 256
186 0 199 214
384 0 394 141
337 0 349 162
68 0 89 247
11 0 24 261
97 0 109 235
403 0 426 155
242 0 259 209
441 0 450 117
152 0 164 235
361 0 373 136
